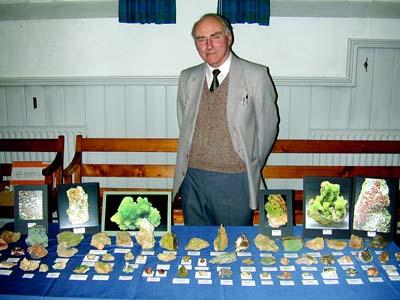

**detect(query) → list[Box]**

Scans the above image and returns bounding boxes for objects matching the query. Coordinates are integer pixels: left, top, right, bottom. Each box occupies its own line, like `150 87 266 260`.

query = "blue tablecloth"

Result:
1 224 400 300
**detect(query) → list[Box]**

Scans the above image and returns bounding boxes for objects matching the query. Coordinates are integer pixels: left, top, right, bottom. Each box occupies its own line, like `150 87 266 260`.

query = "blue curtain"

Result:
119 0 176 24
217 0 270 26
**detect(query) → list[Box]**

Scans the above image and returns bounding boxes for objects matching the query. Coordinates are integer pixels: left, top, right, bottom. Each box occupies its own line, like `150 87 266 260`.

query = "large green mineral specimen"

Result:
110 196 161 230
307 181 348 225
57 231 84 247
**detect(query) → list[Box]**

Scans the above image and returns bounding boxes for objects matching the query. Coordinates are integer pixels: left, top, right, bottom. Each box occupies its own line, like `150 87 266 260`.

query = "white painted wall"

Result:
0 0 400 78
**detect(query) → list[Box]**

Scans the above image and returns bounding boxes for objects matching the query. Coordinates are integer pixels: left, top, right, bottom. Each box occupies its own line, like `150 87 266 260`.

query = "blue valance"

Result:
217 0 270 26
119 0 176 24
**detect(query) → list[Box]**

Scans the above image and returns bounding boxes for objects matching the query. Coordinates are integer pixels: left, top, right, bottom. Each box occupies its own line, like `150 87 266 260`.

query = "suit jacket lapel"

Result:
227 55 245 129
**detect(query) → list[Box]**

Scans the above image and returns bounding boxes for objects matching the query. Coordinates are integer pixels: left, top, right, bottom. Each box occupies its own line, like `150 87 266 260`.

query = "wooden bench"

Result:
63 135 400 225
0 135 65 218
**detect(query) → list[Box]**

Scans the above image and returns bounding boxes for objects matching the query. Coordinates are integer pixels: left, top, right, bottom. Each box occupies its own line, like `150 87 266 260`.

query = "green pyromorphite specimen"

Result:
307 181 348 225
265 194 288 228
282 237 303 252
110 196 161 230
57 231 84 247
25 225 48 247
159 231 178 251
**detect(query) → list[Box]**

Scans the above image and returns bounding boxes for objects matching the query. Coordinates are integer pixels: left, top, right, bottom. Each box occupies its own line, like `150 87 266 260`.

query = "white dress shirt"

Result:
205 52 232 89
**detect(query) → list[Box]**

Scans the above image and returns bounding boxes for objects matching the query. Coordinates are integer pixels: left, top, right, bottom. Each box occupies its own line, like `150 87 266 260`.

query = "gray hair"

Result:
191 13 232 40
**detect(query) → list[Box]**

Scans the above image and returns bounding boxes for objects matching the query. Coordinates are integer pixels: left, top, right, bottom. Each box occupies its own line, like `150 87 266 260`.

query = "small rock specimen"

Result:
73 265 90 274
177 265 188 278
295 254 318 265
57 242 79 258
91 232 111 250
94 261 113 274
123 262 134 273
370 235 387 249
280 257 290 265
356 248 374 263
218 268 233 279
185 238 209 251
0 231 21 243
242 258 254 265
254 234 279 252
116 231 133 248
260 256 276 265
349 234 364 249
209 252 237 264
338 255 353 265
52 261 67 270
321 254 335 265
305 237 324 251
39 264 49 272
213 225 228 252
346 267 358 277
136 218 155 250
19 258 40 272
102 253 115 261
124 251 134 261
157 252 176 262
367 267 379 277
57 231 84 247
277 271 292 280
379 251 389 264
235 234 249 252
0 261 16 269
27 244 48 259
327 239 347 250
25 225 48 247
282 237 303 252
159 231 178 251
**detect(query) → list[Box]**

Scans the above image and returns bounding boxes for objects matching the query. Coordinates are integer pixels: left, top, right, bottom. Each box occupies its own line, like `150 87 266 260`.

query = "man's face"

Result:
193 17 232 68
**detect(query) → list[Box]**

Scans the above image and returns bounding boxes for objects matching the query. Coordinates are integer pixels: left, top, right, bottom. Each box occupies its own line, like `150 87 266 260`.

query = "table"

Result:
1 223 400 300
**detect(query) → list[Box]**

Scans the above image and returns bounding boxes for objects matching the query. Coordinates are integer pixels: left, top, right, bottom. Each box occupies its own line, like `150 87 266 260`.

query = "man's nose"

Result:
206 38 213 49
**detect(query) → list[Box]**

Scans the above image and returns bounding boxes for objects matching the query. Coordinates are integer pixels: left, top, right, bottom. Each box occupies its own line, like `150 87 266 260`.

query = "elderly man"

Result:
173 13 279 226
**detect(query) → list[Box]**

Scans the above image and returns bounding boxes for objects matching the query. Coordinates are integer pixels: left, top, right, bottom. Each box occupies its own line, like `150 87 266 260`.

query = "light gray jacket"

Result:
172 54 279 210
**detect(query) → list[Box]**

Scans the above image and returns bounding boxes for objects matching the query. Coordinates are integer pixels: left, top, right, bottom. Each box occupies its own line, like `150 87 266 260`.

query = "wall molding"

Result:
0 39 400 87
1 0 399 20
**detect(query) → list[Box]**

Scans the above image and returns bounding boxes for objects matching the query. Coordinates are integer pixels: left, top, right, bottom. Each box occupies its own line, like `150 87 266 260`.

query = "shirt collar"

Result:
205 52 232 85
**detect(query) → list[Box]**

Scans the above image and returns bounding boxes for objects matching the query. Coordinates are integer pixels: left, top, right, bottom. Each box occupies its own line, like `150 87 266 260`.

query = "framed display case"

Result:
258 189 294 237
351 177 397 240
303 177 352 238
13 184 48 234
57 182 100 233
101 190 172 236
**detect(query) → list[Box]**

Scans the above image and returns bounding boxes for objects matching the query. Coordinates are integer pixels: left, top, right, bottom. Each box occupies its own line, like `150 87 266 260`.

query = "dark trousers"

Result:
181 167 253 226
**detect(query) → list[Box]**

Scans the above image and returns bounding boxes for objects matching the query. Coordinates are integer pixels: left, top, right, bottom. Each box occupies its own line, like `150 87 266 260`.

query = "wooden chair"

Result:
0 135 65 218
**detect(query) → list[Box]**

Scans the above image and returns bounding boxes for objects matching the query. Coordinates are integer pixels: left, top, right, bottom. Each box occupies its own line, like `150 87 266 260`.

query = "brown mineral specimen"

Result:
0 231 21 243
94 261 113 274
379 251 389 264
185 238 209 251
57 242 78 258
305 237 324 251
91 232 111 250
213 225 228 252
277 271 292 279
11 247 25 256
327 239 347 250
116 231 133 248
349 234 364 249
235 235 249 252
280 257 289 265
367 267 379 277
28 244 48 259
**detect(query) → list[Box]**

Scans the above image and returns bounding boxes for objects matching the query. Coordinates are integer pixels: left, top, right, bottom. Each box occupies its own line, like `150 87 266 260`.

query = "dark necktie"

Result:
210 69 221 92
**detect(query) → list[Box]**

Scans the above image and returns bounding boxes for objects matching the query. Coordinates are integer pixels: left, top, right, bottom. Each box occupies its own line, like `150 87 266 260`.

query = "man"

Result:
173 13 278 226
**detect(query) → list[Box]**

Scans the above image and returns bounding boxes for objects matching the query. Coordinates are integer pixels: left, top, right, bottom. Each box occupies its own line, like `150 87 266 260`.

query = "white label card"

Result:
46 272 60 278
271 230 282 237
114 248 131 254
303 280 319 285
0 270 12 276
280 280 295 286
70 274 88 281
172 278 190 284
237 252 251 257
93 275 109 281
147 277 160 282
119 276 133 280
240 266 256 272
220 280 233 285
261 280 274 285
89 250 107 255
323 280 339 285
157 264 171 270
346 278 363 285
198 279 212 285
73 227 85 234
280 266 296 271
6 258 20 263
187 251 200 256
241 280 256 286
284 253 298 258
323 229 332 235
369 277 384 283
22 274 34 279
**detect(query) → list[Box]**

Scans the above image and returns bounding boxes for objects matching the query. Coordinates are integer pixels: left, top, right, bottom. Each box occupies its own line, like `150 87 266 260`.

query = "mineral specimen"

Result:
265 194 288 228
123 262 134 273
0 238 7 251
327 239 347 250
159 231 178 251
110 196 161 231
94 261 113 274
0 261 16 269
254 233 279 252
282 236 303 252
57 242 79 258
57 231 84 247
235 234 249 252
353 178 391 232
305 237 324 251
19 258 40 272
39 264 48 272
27 244 48 259
91 232 111 250
346 267 358 277
280 257 290 265
277 271 292 279
260 272 271 280
241 271 252 279
0 231 21 243
136 218 155 249
338 255 353 265
307 181 348 225
18 190 43 220
52 261 67 270
66 186 89 225
102 253 115 261
295 254 318 265
218 267 232 279
185 237 209 251
177 265 188 278
349 234 364 249
356 248 373 263
73 265 90 274
242 258 254 265
379 251 389 264
116 231 133 248
209 251 237 264
213 225 228 251
260 256 276 265
157 252 176 262
124 251 134 261
367 267 379 277
144 267 153 275
370 235 387 249
321 254 335 265
25 225 48 247
396 253 400 261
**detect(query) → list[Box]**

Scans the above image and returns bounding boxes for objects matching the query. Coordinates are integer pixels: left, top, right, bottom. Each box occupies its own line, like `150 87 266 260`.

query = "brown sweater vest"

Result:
188 75 246 173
